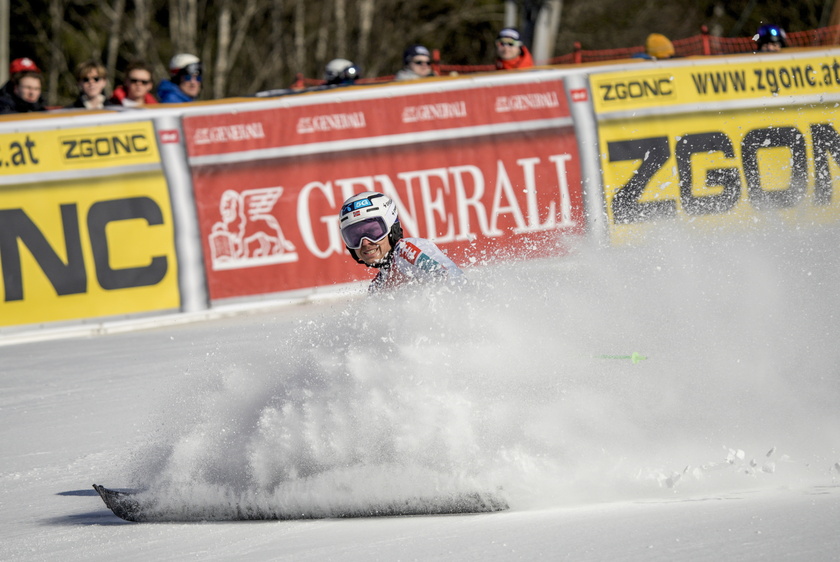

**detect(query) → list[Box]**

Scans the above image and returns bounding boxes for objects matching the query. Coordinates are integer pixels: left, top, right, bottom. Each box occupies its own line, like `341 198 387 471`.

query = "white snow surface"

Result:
2 223 840 560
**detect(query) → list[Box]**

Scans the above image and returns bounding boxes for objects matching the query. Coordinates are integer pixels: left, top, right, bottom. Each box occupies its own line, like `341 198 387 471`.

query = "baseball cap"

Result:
403 45 431 65
10 58 41 74
497 28 522 45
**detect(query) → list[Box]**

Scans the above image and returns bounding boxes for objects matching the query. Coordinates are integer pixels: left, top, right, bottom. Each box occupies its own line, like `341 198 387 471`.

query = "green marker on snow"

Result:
594 352 648 364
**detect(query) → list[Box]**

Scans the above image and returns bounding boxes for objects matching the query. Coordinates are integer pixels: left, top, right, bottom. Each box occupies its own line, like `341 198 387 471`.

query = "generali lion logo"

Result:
208 187 298 270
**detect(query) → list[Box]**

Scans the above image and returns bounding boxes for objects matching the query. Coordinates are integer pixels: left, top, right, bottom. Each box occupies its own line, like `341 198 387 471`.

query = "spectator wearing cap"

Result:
0 58 47 114
157 53 203 103
755 24 788 52
395 45 436 81
495 28 534 70
633 33 675 60
68 60 112 109
111 60 158 107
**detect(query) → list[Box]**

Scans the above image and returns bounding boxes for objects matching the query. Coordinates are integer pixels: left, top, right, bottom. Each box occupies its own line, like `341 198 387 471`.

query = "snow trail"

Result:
125 222 840 515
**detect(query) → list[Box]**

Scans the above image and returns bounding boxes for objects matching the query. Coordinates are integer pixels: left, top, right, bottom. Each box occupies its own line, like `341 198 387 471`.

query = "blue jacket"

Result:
157 80 195 103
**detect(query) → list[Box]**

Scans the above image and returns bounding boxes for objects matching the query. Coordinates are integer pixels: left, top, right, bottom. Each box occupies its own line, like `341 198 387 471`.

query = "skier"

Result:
338 191 463 292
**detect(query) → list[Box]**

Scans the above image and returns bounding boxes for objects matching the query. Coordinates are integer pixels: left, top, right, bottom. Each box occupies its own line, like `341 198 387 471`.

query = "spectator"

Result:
495 28 534 70
324 58 361 86
68 60 111 109
0 58 47 114
110 60 158 107
755 24 788 52
395 45 436 81
158 53 202 103
633 33 675 60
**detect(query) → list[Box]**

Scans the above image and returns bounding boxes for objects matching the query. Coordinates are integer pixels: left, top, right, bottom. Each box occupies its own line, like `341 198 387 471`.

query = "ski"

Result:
92 483 508 522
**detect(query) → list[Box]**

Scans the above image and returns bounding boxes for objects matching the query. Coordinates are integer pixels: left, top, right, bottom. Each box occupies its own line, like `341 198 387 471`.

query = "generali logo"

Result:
193 122 266 145
296 112 367 134
495 91 560 112
208 187 298 271
402 101 467 123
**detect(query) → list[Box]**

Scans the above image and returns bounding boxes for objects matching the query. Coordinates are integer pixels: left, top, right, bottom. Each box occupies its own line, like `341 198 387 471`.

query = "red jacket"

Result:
496 45 535 70
110 85 158 106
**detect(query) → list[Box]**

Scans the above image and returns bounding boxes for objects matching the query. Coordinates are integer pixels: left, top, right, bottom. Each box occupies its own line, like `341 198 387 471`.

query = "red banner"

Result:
183 78 585 300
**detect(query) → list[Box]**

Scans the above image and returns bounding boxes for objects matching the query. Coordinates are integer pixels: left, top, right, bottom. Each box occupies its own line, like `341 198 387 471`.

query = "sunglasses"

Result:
497 39 519 47
341 217 390 249
128 77 152 85
82 76 102 83
411 59 431 66
181 74 202 82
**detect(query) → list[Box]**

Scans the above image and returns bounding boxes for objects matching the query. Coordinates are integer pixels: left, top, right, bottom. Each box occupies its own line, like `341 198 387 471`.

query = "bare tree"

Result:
357 0 374 67
170 0 198 54
105 0 125 80
47 0 63 105
335 0 346 56
294 0 305 76
315 7 330 64
213 0 259 97
134 0 152 59
532 0 562 65
215 0 232 97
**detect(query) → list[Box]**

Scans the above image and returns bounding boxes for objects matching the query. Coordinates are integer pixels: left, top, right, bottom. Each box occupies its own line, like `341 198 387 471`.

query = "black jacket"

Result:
0 80 47 114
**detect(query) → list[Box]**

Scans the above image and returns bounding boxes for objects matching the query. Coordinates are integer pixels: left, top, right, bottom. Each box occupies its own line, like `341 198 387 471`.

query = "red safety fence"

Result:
290 24 840 89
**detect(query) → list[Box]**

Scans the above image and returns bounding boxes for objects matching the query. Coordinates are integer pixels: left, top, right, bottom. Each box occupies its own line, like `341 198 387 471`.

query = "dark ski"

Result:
92 483 508 522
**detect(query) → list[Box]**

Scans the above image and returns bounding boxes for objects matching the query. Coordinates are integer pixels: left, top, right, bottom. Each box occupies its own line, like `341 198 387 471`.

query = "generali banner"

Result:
182 78 585 300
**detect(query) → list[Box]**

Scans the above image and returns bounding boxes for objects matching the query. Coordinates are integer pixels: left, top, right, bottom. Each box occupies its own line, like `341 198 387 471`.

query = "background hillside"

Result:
7 0 839 105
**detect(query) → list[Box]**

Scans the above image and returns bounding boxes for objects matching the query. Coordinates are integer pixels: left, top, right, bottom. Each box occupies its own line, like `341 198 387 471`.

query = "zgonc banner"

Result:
0 120 180 327
590 51 840 243
183 78 584 301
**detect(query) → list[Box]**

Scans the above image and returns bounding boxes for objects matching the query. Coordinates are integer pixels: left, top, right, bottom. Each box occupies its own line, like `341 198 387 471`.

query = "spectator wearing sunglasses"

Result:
395 44 436 81
158 53 203 103
495 28 534 70
339 191 463 293
68 60 112 109
0 58 47 114
111 60 158 107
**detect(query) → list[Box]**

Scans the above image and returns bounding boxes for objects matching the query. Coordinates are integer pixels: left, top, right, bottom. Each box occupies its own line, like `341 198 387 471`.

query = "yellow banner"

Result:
0 171 180 326
598 104 840 243
591 53 840 114
0 121 159 176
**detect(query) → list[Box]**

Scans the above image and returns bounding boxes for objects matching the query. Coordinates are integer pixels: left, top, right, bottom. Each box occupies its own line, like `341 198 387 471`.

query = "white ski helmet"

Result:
339 192 402 265
324 58 361 85
169 53 201 76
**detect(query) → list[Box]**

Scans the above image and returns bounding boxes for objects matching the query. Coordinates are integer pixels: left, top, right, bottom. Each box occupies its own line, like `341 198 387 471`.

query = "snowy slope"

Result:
2 224 840 560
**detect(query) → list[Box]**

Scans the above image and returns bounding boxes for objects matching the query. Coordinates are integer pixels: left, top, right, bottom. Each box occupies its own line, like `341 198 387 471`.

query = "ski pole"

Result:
593 352 648 364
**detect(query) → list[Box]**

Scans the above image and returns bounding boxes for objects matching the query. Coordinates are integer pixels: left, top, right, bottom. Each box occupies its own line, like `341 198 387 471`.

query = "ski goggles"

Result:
177 63 203 81
341 217 389 249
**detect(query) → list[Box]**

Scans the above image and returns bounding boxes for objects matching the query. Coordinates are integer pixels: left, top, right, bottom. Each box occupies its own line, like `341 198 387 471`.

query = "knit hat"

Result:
645 33 675 59
497 28 523 45
403 45 431 65
10 57 41 74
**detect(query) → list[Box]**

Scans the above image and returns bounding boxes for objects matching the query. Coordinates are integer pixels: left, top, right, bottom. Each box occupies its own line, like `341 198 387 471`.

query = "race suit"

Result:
369 237 463 293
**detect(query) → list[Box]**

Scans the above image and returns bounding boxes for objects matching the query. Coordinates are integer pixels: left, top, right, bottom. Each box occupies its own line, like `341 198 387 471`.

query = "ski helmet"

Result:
169 53 202 82
324 59 361 85
339 192 403 266
755 24 787 49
